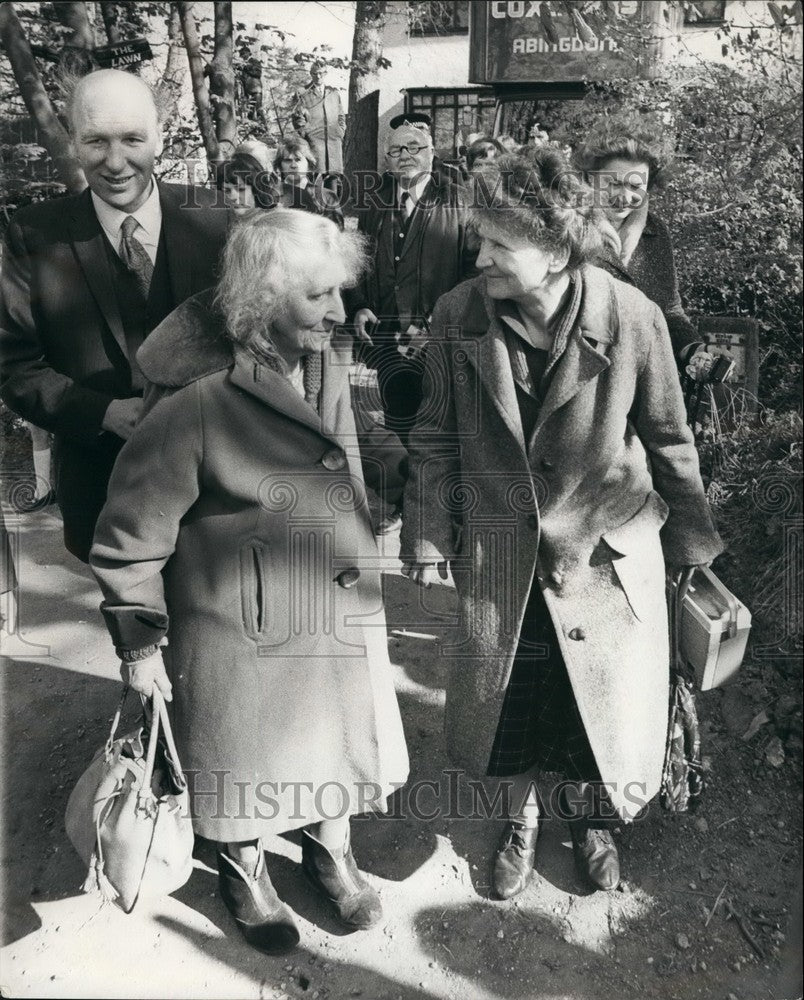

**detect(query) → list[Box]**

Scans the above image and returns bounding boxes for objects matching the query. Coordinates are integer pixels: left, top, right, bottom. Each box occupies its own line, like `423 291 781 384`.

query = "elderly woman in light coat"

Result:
401 150 723 898
90 210 409 954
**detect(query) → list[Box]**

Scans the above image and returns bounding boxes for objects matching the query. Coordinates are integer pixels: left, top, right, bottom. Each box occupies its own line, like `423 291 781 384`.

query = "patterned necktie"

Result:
400 191 412 221
119 215 154 298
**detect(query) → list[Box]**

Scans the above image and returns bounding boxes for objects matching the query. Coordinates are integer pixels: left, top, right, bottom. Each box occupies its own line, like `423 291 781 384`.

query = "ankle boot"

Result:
302 830 382 929
492 821 539 900
217 847 300 954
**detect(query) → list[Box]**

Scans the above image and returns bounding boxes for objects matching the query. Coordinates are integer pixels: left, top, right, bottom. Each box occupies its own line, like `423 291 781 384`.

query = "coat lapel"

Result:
533 266 616 437
159 183 195 308
229 345 346 447
67 190 129 359
397 176 435 263
459 285 528 459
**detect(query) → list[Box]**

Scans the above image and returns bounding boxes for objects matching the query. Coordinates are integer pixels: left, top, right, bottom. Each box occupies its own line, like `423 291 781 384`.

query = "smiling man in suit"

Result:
0 69 228 562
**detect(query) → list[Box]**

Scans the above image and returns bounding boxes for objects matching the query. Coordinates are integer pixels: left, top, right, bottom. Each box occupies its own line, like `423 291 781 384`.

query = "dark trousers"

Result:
362 339 425 450
53 435 122 563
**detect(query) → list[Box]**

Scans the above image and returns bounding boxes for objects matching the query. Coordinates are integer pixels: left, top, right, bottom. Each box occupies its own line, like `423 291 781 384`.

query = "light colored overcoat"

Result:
400 266 723 820
91 302 409 841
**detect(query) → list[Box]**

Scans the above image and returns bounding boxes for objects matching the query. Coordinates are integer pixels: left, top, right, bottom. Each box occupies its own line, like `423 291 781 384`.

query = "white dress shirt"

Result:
91 180 163 265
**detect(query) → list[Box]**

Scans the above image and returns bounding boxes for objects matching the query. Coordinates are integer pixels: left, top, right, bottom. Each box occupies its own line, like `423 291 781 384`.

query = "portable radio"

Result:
677 566 752 690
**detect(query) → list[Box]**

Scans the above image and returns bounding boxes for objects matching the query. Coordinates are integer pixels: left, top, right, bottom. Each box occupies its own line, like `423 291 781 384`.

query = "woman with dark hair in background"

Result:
274 134 344 228
401 149 722 900
576 129 709 369
216 139 277 214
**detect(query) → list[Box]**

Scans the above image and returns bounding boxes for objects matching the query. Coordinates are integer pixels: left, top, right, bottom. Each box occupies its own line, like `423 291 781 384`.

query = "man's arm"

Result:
0 221 115 439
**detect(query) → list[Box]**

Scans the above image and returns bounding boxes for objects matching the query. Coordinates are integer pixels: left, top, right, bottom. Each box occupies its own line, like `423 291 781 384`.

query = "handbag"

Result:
661 568 705 813
65 686 194 913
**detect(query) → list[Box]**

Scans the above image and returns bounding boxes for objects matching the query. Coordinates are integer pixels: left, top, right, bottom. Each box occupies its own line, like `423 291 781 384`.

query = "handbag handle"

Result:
107 685 188 797
150 687 188 792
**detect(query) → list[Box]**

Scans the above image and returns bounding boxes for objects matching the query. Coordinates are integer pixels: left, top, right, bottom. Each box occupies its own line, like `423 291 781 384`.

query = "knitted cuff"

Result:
117 644 161 663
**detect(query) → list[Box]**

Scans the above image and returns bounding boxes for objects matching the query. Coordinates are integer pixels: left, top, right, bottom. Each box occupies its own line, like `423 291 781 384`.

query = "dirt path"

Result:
1 509 800 999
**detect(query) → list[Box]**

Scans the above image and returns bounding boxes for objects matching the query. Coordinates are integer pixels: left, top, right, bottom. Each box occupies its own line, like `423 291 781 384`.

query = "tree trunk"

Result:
177 0 219 162
208 1 236 160
53 0 96 75
0 2 86 193
157 4 186 121
344 0 388 178
99 2 122 44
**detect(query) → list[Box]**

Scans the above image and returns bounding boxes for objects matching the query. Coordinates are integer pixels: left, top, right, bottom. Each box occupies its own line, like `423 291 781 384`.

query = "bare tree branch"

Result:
0 1 86 193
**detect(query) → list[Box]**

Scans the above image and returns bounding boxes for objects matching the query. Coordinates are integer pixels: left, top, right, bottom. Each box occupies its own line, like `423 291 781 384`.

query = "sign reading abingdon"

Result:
469 1 657 84
94 38 154 70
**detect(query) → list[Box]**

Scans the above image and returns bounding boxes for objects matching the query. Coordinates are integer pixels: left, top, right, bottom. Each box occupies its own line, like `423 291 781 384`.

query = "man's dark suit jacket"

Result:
0 182 229 561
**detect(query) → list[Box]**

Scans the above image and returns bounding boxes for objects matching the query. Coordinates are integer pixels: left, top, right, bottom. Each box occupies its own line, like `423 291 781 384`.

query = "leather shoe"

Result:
302 830 382 929
217 848 300 954
492 821 538 900
568 822 620 891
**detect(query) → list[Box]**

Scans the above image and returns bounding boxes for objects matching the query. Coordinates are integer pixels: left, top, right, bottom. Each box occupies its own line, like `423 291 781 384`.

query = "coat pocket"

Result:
602 490 669 623
239 543 268 639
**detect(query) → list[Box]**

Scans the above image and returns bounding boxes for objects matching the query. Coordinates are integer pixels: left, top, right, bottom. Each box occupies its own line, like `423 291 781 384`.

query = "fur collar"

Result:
137 288 233 388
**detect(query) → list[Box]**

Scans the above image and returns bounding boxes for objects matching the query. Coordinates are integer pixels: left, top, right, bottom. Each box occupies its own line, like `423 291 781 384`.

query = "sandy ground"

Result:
0 508 801 1000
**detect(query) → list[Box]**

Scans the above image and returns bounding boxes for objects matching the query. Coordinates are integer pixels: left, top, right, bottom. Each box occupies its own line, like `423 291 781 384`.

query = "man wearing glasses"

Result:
350 112 476 533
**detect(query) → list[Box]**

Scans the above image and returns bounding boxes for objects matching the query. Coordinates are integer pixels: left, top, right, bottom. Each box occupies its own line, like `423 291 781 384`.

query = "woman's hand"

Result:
354 308 378 344
120 650 173 702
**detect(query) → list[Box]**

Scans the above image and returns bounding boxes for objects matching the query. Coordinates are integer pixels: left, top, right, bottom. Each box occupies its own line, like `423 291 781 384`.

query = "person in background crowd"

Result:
91 209 409 956
576 129 710 371
401 150 723 900
466 135 505 173
0 69 228 562
273 135 344 228
349 111 477 533
216 139 277 214
292 59 345 186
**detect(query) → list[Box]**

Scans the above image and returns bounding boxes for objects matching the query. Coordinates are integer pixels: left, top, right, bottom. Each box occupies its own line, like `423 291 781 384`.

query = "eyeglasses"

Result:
387 143 431 158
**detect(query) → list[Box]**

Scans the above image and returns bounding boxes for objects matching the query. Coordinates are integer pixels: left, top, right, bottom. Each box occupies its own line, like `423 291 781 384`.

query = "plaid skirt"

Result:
487 581 601 780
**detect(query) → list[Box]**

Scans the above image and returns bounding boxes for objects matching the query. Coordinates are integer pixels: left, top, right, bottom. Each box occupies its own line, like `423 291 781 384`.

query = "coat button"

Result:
336 568 361 589
541 457 555 471
526 514 538 530
568 627 586 641
321 448 347 471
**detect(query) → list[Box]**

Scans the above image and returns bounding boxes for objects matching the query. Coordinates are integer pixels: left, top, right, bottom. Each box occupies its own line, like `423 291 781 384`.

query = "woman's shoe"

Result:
217 848 300 954
568 822 620 891
302 830 383 929
492 821 539 900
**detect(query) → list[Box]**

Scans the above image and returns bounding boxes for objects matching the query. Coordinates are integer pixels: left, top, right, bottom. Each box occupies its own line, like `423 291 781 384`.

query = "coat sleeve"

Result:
89 381 204 652
399 300 462 562
0 221 114 438
631 305 724 566
655 221 699 361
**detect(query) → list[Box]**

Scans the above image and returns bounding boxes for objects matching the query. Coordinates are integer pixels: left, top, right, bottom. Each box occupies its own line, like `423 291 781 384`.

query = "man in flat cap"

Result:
350 112 476 532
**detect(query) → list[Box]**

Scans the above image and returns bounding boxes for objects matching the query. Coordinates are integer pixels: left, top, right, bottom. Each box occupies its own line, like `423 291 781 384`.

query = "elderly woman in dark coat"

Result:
576 129 708 370
90 210 409 954
401 151 723 899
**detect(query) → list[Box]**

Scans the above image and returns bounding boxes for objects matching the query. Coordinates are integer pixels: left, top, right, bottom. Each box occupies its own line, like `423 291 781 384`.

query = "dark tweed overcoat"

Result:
90 306 409 842
400 266 723 819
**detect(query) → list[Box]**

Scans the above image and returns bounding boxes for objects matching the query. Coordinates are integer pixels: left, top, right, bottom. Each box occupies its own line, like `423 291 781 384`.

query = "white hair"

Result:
215 208 367 350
